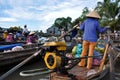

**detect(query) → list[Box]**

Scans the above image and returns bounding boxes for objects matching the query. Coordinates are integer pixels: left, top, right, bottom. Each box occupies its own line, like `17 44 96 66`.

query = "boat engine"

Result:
43 41 70 74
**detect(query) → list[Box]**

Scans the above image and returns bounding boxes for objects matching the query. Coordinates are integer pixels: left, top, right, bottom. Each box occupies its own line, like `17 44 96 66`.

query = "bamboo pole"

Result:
99 29 111 72
99 43 109 72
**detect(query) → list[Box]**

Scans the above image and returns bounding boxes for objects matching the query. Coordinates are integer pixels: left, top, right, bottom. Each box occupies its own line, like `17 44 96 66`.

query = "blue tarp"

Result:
0 43 22 51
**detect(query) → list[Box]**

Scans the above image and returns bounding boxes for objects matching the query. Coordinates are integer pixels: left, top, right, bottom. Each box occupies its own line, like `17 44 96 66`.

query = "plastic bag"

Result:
75 44 82 58
72 46 77 55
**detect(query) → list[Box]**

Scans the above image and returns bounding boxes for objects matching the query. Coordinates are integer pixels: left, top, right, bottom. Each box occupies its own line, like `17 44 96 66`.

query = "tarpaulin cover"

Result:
0 43 22 51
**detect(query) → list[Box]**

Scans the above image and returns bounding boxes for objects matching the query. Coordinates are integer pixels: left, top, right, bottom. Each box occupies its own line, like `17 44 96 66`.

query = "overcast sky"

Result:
0 0 103 32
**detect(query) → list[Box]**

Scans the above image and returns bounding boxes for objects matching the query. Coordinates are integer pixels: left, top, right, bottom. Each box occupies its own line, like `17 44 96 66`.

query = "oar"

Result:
0 49 42 80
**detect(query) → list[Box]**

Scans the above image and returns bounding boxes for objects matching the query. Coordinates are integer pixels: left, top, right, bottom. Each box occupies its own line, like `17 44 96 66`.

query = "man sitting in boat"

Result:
26 31 38 44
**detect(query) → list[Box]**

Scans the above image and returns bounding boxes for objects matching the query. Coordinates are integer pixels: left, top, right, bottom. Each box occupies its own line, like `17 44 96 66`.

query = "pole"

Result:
99 29 111 72
0 49 42 80
57 24 79 41
99 43 109 72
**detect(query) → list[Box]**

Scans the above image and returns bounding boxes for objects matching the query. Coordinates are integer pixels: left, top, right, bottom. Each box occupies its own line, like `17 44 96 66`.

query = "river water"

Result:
0 60 50 80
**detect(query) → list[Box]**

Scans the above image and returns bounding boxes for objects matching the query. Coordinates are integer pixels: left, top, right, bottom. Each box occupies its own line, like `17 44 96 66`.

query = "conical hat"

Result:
29 31 35 35
86 11 101 19
9 33 13 35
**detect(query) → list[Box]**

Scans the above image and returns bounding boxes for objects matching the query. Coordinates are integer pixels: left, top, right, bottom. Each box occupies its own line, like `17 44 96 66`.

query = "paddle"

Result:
0 49 42 80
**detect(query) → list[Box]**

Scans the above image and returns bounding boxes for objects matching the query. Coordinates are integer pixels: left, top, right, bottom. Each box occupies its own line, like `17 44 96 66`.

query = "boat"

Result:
108 45 120 79
0 43 42 67
48 33 120 80
14 33 120 80
1 29 118 79
47 42 120 80
18 35 120 80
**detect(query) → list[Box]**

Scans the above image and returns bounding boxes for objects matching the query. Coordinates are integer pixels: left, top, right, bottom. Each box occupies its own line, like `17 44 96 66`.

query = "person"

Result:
6 33 14 42
71 28 78 38
71 22 81 38
61 28 65 41
16 31 22 41
114 30 118 40
2 30 8 41
22 25 29 38
26 31 38 44
76 10 109 69
61 28 65 36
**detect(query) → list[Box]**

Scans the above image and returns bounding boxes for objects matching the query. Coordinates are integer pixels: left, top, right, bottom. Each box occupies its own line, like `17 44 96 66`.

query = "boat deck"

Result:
50 65 100 80
50 44 120 80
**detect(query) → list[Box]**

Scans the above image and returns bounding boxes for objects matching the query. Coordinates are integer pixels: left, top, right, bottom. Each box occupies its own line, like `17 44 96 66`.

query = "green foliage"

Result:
53 17 72 31
8 26 22 33
95 0 120 30
72 7 89 26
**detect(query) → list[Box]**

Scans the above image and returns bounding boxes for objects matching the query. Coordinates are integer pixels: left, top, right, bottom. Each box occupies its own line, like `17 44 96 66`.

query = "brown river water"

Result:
0 60 50 80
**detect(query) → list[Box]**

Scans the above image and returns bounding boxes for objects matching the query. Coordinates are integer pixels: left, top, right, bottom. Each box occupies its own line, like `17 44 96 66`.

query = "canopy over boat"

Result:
0 43 23 51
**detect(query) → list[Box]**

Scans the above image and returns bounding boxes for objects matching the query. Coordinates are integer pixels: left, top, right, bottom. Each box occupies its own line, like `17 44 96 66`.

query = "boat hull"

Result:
0 43 42 67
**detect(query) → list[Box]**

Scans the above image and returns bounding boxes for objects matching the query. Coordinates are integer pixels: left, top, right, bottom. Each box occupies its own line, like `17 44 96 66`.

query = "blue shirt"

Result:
80 18 107 42
71 28 78 38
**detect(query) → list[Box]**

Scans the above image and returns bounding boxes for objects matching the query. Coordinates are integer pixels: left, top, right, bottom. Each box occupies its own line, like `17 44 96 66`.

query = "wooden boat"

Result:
109 45 120 80
49 45 120 80
0 43 42 67
1 28 120 79
16 36 120 80
13 33 120 79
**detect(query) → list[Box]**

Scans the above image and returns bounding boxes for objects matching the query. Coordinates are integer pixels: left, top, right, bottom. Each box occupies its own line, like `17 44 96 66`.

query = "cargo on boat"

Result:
49 43 120 80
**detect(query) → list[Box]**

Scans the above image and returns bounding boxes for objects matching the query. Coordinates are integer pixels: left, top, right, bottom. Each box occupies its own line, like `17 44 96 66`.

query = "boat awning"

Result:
0 43 22 51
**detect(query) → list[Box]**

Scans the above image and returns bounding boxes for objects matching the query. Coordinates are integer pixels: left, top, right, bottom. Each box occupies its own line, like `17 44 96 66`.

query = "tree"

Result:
95 0 120 31
53 17 72 31
72 7 89 26
9 26 22 33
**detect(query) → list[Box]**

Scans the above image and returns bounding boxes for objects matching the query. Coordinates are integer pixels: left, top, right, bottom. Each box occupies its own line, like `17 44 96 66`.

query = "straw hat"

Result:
9 33 13 35
29 31 35 35
86 11 101 19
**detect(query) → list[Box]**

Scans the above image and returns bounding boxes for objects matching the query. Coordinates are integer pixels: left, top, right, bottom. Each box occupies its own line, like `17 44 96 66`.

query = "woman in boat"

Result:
26 31 38 44
2 30 8 41
16 31 22 41
76 10 110 69
6 33 14 42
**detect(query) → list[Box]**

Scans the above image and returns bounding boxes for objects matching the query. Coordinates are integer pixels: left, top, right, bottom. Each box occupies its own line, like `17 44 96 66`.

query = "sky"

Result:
0 0 103 32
